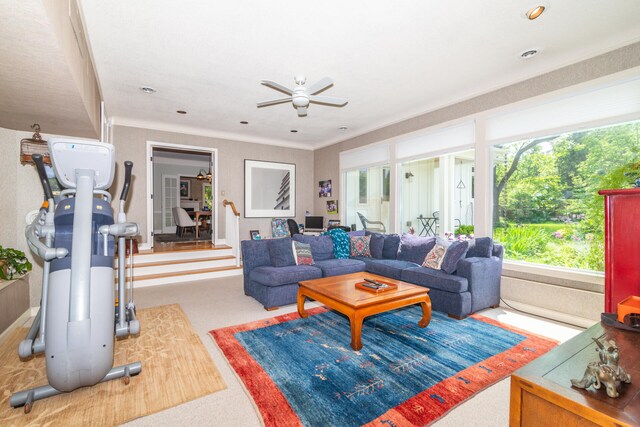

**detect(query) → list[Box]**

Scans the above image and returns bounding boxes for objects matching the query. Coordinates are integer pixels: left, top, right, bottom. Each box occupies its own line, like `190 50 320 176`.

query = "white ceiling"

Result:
7 1 640 149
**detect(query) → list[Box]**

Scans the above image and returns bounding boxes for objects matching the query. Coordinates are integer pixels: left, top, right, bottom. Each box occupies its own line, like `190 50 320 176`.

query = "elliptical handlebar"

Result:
120 161 133 201
32 154 54 201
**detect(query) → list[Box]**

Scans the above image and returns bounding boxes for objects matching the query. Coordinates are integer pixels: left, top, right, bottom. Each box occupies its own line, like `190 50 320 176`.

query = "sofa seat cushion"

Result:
293 234 335 261
363 259 420 280
314 258 366 277
401 267 469 293
250 265 322 287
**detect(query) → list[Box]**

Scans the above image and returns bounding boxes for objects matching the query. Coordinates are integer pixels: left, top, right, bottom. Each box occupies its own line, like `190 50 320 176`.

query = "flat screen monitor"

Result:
304 216 324 231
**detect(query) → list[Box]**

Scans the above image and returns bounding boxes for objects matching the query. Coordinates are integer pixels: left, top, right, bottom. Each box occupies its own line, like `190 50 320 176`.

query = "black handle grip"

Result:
120 161 133 201
32 154 54 201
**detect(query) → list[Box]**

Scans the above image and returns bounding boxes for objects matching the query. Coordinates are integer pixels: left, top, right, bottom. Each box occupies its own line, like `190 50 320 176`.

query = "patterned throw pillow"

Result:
325 228 350 259
422 243 448 270
291 240 314 265
350 235 371 257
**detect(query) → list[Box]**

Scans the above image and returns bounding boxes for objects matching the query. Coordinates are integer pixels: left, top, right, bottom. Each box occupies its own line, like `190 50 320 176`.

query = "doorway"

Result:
145 141 218 248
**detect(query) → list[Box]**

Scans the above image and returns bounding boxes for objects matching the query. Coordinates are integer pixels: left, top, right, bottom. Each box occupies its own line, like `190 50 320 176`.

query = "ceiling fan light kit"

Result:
257 75 348 117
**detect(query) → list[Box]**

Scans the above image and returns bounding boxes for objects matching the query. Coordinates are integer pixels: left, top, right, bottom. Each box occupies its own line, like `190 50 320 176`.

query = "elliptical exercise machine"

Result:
11 138 141 413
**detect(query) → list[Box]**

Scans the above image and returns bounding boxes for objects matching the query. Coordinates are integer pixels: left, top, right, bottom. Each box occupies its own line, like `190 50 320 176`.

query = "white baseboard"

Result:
0 308 32 344
500 299 597 329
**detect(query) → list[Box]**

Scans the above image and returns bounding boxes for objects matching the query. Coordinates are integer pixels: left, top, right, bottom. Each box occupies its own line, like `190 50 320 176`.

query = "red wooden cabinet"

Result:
599 188 640 313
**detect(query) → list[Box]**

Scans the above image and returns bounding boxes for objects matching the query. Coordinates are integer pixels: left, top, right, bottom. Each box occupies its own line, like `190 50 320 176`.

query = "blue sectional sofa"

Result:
241 232 503 319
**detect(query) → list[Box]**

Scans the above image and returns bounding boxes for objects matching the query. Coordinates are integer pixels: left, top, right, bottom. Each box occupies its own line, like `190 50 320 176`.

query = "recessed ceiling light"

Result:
176 110 187 114
520 48 541 59
525 5 546 20
140 86 156 94
339 126 348 130
240 121 249 124
290 129 298 133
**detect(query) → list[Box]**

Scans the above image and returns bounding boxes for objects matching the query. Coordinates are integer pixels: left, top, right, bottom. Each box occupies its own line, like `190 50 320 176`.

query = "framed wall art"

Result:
245 160 296 218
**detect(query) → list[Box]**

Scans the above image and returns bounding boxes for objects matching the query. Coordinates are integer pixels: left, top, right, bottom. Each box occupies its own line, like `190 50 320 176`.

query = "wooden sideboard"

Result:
510 322 640 426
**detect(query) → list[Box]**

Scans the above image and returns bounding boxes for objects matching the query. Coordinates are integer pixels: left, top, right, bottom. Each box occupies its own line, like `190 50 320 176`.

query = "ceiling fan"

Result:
257 75 348 117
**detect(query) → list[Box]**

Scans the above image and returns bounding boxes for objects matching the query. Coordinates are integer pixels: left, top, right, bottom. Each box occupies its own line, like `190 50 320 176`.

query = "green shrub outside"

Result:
493 223 604 271
455 225 474 236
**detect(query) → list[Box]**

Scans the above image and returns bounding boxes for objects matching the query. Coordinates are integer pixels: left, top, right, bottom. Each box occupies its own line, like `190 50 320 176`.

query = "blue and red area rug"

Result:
210 306 556 427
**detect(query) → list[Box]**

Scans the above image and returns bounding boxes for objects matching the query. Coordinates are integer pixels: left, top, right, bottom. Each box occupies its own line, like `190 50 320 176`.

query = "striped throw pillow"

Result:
292 241 314 265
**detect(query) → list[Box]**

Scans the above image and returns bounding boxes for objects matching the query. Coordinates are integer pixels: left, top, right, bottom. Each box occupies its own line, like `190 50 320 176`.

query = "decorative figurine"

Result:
571 337 631 398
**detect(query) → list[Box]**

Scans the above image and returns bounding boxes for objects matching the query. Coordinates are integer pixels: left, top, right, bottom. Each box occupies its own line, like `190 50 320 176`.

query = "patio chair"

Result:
433 211 440 234
357 212 386 233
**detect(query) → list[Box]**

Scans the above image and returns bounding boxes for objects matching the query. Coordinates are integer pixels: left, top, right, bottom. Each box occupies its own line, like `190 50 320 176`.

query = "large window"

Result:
345 165 390 232
493 120 640 271
399 150 474 237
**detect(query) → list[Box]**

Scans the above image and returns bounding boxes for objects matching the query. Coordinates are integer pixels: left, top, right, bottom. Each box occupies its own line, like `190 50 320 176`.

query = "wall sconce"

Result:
197 169 212 183
405 171 414 182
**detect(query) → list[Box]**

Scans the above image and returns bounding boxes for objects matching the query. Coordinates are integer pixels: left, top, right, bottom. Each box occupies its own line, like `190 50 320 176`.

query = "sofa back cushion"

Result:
267 237 296 267
466 237 494 258
441 239 469 274
382 234 401 259
293 234 335 261
397 234 436 264
368 233 385 258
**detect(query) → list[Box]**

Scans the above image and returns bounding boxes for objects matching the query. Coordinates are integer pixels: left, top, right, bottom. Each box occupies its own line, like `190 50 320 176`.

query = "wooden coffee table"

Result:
297 272 431 350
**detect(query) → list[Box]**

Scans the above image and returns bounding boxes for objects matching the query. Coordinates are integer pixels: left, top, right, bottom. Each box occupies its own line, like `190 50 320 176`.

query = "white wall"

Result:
0 127 76 306
111 125 314 243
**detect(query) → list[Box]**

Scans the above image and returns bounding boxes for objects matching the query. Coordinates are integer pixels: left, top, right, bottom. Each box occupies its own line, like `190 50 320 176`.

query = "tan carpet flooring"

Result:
0 304 226 426
1 275 582 426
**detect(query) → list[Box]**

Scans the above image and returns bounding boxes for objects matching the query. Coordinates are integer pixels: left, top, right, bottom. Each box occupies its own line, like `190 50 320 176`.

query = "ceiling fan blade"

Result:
297 106 308 117
261 80 294 95
309 95 348 106
257 97 292 107
306 77 333 95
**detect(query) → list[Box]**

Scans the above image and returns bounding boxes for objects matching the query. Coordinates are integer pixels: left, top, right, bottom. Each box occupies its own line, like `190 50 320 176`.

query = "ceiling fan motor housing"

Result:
292 88 309 107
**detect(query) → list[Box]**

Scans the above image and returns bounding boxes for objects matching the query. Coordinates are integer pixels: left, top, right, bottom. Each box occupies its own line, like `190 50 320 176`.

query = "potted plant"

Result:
0 245 32 280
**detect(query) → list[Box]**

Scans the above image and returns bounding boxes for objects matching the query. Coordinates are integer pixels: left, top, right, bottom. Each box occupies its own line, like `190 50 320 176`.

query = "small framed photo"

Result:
326 200 338 214
180 179 191 199
250 230 261 240
319 179 332 197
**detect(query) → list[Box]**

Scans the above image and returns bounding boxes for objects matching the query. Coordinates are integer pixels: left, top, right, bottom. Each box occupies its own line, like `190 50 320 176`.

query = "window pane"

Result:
204 184 212 209
399 150 474 237
492 120 640 271
345 165 390 232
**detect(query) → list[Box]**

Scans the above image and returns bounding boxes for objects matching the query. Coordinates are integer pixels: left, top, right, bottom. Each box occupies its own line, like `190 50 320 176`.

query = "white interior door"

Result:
161 174 179 233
